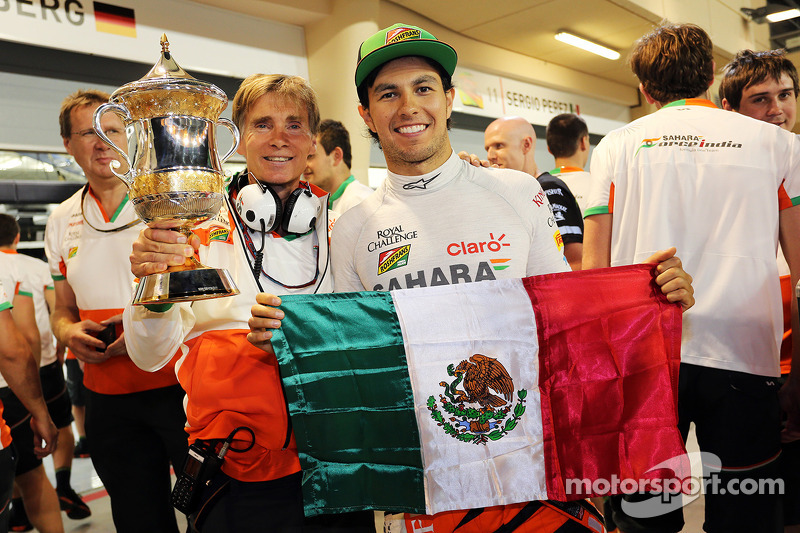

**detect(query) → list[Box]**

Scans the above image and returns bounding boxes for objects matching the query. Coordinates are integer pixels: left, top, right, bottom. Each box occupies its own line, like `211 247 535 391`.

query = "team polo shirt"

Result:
1 251 57 369
124 182 334 483
549 166 592 214
329 175 374 214
0 282 12 449
44 186 178 394
585 98 800 377
0 250 46 388
331 152 568 293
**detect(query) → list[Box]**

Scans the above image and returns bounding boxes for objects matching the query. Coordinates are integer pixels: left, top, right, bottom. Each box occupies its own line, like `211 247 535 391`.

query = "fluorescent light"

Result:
767 8 800 22
555 31 620 60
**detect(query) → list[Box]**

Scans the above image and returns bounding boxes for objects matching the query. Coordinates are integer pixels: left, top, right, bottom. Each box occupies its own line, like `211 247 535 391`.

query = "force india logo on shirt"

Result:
635 135 742 156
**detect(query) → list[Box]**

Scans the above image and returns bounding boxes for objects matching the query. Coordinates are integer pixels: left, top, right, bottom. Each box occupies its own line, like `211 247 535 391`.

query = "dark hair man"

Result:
0 213 87 531
0 278 58 531
304 119 373 213
244 22 693 533
546 113 592 213
583 23 800 533
719 47 800 533
719 49 798 130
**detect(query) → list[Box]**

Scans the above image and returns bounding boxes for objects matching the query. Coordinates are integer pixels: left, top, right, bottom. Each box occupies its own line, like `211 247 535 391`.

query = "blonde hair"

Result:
232 74 320 134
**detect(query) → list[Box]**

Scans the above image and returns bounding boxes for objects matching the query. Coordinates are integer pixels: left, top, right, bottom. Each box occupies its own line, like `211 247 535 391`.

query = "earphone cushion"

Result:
282 188 322 234
235 183 282 233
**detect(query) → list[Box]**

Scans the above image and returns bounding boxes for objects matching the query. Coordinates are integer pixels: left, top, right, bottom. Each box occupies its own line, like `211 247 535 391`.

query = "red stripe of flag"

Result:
524 264 684 500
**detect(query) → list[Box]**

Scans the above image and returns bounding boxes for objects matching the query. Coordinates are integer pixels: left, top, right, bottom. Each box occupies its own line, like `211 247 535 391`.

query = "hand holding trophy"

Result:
94 35 240 305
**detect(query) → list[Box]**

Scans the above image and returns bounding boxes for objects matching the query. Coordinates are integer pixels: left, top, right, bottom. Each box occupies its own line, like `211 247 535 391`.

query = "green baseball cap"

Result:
355 23 458 87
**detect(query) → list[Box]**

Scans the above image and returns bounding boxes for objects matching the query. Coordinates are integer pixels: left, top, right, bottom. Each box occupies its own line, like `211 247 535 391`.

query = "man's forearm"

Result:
0 327 49 421
50 305 80 346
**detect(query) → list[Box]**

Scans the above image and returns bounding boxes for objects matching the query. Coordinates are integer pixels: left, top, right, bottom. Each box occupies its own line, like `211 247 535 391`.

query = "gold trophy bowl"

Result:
94 35 240 305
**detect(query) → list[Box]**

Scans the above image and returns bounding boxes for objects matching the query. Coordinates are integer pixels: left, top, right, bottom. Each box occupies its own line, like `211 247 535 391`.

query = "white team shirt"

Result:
330 176 374 215
550 167 592 215
332 152 568 293
124 194 334 373
0 251 56 369
586 99 800 377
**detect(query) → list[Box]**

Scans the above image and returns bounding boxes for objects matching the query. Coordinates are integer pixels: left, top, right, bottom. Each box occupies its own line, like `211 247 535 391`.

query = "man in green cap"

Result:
246 21 694 533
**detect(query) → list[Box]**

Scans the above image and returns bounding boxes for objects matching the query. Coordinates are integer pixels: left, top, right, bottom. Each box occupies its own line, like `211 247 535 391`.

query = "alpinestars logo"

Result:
378 245 411 275
635 135 742 156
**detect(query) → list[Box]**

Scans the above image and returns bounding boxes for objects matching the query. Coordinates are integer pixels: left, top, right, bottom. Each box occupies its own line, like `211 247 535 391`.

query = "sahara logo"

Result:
427 354 527 445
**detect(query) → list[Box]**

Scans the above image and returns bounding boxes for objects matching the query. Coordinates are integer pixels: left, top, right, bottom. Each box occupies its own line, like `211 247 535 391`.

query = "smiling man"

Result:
122 74 376 532
720 49 798 131
311 22 694 533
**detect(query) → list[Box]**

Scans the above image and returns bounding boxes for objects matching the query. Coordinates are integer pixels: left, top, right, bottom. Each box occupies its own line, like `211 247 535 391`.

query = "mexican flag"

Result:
271 264 684 517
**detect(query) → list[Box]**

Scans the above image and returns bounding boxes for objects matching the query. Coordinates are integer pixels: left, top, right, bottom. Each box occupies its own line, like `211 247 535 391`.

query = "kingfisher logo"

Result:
554 231 563 250
68 247 78 259
635 135 742 156
386 27 421 44
378 245 411 275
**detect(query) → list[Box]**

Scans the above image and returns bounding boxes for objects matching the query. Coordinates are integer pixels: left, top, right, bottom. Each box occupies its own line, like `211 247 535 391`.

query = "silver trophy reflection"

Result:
94 35 240 305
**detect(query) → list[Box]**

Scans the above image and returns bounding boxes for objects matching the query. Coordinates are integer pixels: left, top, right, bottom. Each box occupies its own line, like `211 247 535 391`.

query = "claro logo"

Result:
447 233 510 256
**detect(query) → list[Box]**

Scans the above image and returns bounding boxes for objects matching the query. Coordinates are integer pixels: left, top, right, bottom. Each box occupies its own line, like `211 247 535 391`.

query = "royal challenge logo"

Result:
635 135 742 156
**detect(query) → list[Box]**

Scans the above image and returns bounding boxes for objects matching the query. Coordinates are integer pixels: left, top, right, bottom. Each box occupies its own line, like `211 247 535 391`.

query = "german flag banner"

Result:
93 2 136 38
271 265 684 519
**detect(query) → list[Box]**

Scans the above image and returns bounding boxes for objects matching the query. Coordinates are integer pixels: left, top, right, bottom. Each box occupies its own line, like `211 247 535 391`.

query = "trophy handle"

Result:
216 118 240 164
93 103 133 183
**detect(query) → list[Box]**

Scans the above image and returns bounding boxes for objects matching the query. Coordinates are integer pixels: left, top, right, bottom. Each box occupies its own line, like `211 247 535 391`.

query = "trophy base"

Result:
133 267 239 305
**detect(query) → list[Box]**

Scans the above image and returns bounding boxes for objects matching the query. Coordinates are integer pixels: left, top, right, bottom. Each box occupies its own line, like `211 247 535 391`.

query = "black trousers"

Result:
86 385 188 533
0 446 17 533
189 470 375 533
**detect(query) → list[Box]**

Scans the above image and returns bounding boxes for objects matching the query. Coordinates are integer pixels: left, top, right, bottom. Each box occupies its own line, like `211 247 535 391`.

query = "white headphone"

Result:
234 173 322 235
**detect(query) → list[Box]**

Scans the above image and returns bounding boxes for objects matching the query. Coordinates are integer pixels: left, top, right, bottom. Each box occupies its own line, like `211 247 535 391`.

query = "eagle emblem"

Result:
427 354 527 445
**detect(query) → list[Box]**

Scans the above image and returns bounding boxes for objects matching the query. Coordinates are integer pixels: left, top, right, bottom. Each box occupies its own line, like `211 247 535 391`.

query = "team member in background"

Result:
0 214 87 532
545 113 592 214
249 22 693 533
719 48 800 533
0 279 58 532
583 24 800 533
123 74 373 532
304 119 373 214
47 89 187 533
482 115 584 271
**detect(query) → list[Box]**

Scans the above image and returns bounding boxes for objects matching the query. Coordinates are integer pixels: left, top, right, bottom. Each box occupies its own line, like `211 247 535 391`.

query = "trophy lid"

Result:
110 34 228 120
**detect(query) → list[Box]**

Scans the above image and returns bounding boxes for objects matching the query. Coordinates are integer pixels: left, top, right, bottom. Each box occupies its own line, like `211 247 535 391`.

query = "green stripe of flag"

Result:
271 291 426 516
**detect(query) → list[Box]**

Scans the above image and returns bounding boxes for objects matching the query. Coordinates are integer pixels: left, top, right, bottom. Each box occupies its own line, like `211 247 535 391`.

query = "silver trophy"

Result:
94 35 240 305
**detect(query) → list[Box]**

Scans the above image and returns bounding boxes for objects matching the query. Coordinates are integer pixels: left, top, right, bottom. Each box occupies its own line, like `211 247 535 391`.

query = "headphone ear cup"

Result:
235 183 282 233
282 187 322 234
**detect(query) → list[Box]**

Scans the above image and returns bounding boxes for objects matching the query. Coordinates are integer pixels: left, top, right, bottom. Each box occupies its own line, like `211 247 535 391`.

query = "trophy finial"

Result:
160 34 169 54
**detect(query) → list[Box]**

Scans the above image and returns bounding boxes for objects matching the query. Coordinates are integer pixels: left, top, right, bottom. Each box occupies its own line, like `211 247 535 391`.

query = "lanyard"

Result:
229 189 320 290
80 184 139 234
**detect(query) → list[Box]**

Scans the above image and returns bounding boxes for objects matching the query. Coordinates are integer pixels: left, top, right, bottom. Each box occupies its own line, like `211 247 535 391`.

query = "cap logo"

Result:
386 27 421 45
